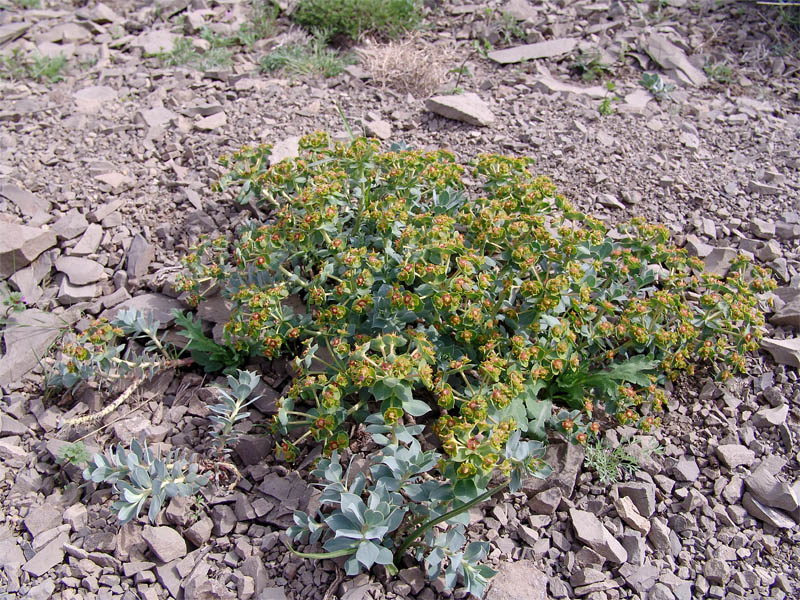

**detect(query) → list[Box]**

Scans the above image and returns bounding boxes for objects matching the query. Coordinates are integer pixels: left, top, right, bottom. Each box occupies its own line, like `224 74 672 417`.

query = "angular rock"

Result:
142 526 187 563
647 517 672 553
620 561 661 594
0 222 57 278
71 223 104 256
684 234 713 258
241 555 270 595
184 576 236 600
24 504 62 537
136 106 177 129
95 172 133 192
52 209 88 240
126 234 154 279
9 250 55 304
364 119 392 140
741 492 795 529
270 136 301 165
136 30 178 55
195 112 227 131
486 559 548 600
58 278 98 304
0 23 30 46
748 180 780 196
502 0 539 21
73 85 117 113
621 531 645 566
0 439 27 467
761 337 800 368
55 256 105 285
531 68 608 98
752 404 789 428
184 517 214 548
649 582 676 600
703 559 730 585
569 509 627 564
426 93 495 127
623 89 651 112
770 296 800 328
22 531 68 577
703 247 737 277
523 441 584 498
615 496 650 535
673 457 699 482
528 486 562 515
0 181 51 216
211 504 236 536
645 34 707 87
615 482 657 517
716 444 755 470
63 504 88 532
745 467 798 511
488 38 577 64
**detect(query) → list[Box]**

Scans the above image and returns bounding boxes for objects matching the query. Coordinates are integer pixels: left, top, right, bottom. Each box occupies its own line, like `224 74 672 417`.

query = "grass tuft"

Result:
260 31 355 78
0 49 67 82
292 0 422 41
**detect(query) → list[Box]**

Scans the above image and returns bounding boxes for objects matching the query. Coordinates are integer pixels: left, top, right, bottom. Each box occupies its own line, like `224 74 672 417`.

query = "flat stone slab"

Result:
716 444 755 470
135 30 179 55
0 22 30 46
644 33 707 87
530 67 608 98
0 222 57 279
55 255 105 285
488 38 577 64
426 93 495 126
761 337 800 369
0 308 80 386
486 560 548 600
0 181 51 216
73 85 117 113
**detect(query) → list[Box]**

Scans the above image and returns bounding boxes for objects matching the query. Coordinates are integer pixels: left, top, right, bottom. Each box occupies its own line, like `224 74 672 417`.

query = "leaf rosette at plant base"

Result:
177 132 773 594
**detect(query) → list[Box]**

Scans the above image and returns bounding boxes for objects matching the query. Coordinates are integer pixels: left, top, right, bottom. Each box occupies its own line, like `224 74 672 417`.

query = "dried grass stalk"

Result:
358 35 452 97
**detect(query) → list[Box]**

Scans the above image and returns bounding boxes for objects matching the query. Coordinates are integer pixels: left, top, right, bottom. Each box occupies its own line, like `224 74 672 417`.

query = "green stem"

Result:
287 540 358 560
394 481 508 566
279 265 310 289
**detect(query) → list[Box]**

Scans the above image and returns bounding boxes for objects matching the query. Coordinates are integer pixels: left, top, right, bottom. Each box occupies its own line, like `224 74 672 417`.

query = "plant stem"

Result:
394 481 508 566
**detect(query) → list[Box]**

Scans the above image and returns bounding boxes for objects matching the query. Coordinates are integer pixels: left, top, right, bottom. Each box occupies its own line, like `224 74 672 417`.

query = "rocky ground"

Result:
1 0 800 599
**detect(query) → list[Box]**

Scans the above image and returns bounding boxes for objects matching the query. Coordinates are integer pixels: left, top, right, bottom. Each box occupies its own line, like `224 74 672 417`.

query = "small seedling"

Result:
571 50 613 82
640 72 674 102
208 370 262 456
704 60 732 84
598 81 619 116
58 441 91 467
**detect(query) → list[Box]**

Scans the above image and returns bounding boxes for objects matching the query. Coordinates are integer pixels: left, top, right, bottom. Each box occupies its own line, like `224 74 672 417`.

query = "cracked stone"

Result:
569 509 627 564
741 492 795 529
